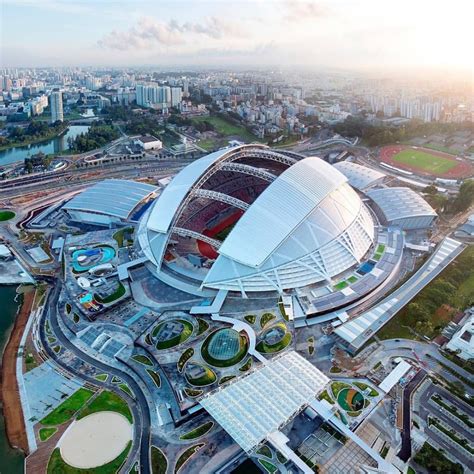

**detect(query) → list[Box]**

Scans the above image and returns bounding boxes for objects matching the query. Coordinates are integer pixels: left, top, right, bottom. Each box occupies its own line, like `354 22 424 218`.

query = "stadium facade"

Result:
137 144 377 296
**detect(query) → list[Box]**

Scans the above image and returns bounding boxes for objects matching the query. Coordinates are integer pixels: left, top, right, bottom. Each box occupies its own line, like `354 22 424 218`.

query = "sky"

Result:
1 0 473 73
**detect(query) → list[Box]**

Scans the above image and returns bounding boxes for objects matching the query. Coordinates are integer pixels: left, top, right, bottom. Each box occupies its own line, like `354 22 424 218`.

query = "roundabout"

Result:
58 411 132 469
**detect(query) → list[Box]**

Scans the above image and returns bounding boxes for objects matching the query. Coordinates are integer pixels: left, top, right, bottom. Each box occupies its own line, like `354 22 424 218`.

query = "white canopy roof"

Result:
200 351 329 453
218 157 348 267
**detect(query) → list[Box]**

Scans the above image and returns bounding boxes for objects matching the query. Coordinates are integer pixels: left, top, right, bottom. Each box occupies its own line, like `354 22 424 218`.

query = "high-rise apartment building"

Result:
50 90 64 123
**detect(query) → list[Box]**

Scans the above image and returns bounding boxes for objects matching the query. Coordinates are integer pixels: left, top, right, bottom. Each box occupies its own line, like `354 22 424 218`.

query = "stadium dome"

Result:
137 144 375 295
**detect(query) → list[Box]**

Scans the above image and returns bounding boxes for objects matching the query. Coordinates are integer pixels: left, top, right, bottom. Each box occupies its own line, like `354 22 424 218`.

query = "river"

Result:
0 125 90 166
0 286 24 474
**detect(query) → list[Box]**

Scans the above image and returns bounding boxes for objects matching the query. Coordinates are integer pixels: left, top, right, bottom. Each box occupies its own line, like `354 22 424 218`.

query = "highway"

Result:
38 281 152 473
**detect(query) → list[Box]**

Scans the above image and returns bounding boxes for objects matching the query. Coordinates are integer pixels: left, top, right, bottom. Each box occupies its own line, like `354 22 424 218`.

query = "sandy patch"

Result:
59 411 132 468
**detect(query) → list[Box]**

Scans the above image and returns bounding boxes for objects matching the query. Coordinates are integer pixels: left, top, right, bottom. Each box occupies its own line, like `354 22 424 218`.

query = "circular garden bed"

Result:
201 328 248 368
153 319 194 350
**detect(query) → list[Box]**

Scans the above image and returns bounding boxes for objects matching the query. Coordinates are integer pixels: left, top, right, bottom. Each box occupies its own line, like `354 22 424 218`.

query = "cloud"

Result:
98 16 242 51
283 0 329 22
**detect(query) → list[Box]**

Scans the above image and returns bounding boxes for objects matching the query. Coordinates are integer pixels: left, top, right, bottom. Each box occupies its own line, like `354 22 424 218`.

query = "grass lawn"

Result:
40 388 94 426
354 382 379 397
197 138 220 151
113 227 133 248
174 444 204 473
119 384 134 398
330 381 351 397
146 369 161 388
244 314 256 325
219 375 236 385
256 444 272 458
258 459 278 474
177 348 194 372
256 332 292 354
39 427 57 442
191 115 259 143
94 374 108 382
333 281 348 290
77 390 132 423
179 421 213 440
260 312 276 328
318 390 335 404
155 319 194 350
94 283 126 304
47 442 131 474
0 210 15 221
185 364 217 387
239 357 253 372
151 446 168 474
392 149 457 174
197 318 209 335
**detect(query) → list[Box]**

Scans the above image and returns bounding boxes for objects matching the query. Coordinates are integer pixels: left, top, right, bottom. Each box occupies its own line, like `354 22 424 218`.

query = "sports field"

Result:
392 149 457 174
379 145 473 178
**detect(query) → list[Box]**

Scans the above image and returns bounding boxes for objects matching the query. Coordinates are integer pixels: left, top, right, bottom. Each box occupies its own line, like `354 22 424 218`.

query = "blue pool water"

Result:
79 293 93 304
72 246 115 272
357 260 375 276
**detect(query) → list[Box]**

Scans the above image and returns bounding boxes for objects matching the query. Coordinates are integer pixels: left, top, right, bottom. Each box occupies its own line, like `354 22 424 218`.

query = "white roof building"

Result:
139 145 375 295
200 351 329 453
63 179 157 226
333 161 386 191
446 309 474 360
367 187 437 230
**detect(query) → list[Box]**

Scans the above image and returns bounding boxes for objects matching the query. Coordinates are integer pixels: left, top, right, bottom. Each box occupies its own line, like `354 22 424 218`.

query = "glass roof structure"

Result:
200 351 329 453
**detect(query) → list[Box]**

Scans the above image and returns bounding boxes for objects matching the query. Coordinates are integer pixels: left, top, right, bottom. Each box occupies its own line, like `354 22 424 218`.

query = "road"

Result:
359 339 474 394
415 381 474 470
38 281 152 473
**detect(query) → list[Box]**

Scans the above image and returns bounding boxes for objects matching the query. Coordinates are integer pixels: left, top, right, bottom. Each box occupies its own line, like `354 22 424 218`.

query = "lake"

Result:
0 125 90 166
0 286 25 474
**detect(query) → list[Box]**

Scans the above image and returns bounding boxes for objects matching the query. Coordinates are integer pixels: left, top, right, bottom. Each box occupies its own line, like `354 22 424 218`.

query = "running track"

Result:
379 145 473 179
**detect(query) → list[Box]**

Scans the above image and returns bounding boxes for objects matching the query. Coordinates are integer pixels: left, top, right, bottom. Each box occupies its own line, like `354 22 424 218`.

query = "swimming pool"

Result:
357 260 376 276
72 246 116 272
79 293 93 304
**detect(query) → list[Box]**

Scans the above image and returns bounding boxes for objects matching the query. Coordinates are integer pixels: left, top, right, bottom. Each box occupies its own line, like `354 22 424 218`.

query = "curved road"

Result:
38 281 152 473
360 339 473 394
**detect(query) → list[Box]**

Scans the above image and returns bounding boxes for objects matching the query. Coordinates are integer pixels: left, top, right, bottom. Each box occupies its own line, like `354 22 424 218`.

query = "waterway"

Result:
0 125 90 166
0 286 24 474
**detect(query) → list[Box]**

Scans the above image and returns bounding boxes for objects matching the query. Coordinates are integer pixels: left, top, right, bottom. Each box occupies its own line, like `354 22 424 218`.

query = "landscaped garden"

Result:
39 427 57 442
177 348 194 372
153 319 194 350
260 312 276 328
94 282 126 304
0 210 15 221
132 354 154 366
174 443 204 473
40 388 94 426
47 441 131 474
201 328 248 367
146 369 161 388
185 363 217 387
77 390 133 423
151 446 168 474
256 322 291 354
179 421 213 440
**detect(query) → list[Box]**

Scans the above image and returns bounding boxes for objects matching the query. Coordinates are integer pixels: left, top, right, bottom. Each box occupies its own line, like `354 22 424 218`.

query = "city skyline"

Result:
2 0 473 74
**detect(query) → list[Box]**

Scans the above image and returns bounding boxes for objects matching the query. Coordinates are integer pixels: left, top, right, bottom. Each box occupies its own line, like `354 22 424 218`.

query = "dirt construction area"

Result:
0 286 35 454
58 412 132 468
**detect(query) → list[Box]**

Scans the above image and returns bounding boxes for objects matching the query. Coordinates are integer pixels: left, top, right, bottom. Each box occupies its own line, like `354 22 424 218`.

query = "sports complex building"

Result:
135 144 437 315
